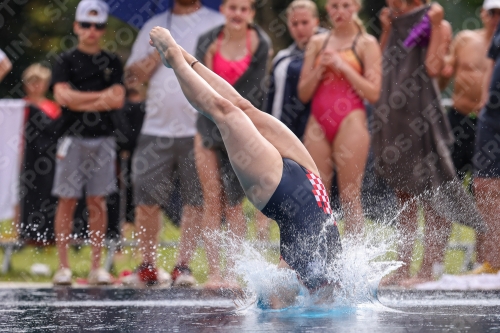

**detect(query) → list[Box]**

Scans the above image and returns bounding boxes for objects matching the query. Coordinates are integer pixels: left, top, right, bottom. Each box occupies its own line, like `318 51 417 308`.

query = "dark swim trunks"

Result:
473 109 500 178
447 107 477 178
261 158 342 290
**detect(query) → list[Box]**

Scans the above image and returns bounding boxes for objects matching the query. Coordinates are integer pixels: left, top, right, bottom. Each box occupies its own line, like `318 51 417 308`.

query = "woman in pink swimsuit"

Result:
298 0 381 238
192 0 271 289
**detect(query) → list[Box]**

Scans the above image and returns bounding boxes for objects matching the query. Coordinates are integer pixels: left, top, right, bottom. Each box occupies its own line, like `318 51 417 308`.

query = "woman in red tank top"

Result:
298 0 382 239
195 0 262 289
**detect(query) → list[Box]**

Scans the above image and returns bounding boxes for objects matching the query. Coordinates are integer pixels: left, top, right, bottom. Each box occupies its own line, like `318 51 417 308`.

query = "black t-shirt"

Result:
51 48 124 137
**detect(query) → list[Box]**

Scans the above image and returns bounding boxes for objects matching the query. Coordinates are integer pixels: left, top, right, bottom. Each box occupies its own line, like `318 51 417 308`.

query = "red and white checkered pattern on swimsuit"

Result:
306 171 332 215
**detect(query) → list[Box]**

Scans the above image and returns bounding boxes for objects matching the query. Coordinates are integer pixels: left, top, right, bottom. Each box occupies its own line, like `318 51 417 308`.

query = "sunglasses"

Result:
78 22 106 30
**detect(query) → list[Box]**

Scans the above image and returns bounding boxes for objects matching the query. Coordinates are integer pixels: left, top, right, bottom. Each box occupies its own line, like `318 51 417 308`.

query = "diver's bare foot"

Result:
148 26 180 68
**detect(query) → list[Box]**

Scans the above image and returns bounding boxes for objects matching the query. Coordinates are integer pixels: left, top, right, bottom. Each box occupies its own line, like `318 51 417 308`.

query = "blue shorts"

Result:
473 109 500 178
261 158 342 290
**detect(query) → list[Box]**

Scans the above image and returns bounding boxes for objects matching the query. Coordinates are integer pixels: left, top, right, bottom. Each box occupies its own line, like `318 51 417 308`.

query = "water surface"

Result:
1 287 499 332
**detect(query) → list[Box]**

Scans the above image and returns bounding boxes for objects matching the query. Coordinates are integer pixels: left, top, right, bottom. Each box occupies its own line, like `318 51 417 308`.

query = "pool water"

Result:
1 287 499 332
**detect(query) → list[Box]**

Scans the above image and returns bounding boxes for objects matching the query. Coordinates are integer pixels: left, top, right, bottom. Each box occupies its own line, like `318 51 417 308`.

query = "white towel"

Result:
0 99 25 221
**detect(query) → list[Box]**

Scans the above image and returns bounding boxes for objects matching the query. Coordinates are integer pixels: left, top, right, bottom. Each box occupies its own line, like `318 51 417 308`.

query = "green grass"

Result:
0 201 476 283
0 201 281 283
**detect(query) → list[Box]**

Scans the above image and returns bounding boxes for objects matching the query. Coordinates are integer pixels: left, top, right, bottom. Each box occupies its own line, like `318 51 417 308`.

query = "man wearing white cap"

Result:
124 0 224 286
51 0 125 285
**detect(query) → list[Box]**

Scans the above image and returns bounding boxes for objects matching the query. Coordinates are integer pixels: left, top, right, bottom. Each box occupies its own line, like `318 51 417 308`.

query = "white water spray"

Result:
214 221 403 311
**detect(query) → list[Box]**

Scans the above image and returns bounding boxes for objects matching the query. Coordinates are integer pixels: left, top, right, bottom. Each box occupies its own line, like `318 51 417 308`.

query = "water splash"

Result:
216 222 402 311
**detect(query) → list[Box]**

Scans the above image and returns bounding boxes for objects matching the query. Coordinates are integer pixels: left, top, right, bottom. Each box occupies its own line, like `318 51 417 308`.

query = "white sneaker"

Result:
53 268 72 286
88 268 113 285
157 268 173 286
121 272 141 287
121 269 172 287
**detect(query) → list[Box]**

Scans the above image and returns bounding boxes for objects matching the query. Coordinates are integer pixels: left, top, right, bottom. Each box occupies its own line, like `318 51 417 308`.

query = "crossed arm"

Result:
54 83 125 112
0 56 12 83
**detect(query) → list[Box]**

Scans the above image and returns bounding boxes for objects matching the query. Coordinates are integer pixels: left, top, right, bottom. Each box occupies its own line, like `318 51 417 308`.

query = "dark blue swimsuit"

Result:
261 158 342 290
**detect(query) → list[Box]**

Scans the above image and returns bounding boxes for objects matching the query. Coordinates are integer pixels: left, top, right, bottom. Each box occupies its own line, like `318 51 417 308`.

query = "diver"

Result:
149 26 342 308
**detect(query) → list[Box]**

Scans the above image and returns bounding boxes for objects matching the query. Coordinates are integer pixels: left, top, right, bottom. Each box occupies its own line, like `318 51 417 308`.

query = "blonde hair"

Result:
351 0 366 33
286 0 319 18
22 63 51 83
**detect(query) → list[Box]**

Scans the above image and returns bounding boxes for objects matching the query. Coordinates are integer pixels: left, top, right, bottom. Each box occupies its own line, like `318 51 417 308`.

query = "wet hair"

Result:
286 0 319 19
22 63 51 83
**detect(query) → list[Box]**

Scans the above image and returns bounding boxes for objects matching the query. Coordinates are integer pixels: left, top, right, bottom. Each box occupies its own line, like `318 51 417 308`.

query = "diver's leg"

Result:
149 27 281 209
176 43 318 175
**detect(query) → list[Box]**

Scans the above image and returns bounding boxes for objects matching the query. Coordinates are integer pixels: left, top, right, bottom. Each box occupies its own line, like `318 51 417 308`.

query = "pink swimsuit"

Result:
311 32 365 143
212 29 252 85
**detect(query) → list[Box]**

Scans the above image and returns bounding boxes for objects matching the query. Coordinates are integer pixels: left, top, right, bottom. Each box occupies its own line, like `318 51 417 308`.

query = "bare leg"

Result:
333 111 369 238
176 205 203 266
475 178 500 268
54 198 78 269
86 196 108 270
419 202 451 279
149 27 282 209
194 135 224 284
303 116 334 189
380 191 418 286
175 42 318 175
135 204 161 265
224 202 246 284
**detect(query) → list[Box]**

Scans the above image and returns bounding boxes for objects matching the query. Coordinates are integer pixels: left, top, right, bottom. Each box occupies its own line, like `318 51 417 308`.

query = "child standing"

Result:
51 0 125 285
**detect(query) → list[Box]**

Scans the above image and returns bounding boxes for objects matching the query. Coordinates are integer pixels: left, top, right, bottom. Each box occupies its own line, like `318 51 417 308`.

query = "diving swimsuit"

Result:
212 29 252 85
311 32 365 143
261 158 342 290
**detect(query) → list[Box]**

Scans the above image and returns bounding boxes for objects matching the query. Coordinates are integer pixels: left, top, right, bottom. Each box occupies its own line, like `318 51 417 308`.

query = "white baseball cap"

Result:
484 0 500 10
75 0 109 23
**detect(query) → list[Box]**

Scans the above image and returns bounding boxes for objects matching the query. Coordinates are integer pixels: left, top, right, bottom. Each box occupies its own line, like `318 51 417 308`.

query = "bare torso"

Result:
452 30 489 115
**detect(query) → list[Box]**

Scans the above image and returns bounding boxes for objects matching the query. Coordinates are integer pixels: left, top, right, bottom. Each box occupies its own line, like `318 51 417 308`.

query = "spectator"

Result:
123 0 224 286
440 1 499 184
23 64 61 119
374 0 484 286
298 0 382 238
194 0 271 288
266 0 320 140
18 64 62 243
116 84 146 228
51 0 125 285
0 49 12 83
473 1 500 275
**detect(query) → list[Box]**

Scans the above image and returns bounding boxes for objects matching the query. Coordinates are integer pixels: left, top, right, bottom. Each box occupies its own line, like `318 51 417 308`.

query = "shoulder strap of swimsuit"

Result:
351 30 362 51
351 30 364 71
320 31 332 52
246 28 252 54
216 31 224 53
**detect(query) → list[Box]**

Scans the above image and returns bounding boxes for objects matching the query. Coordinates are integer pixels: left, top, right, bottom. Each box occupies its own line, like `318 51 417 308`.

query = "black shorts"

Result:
447 108 477 177
197 115 245 206
473 109 500 178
